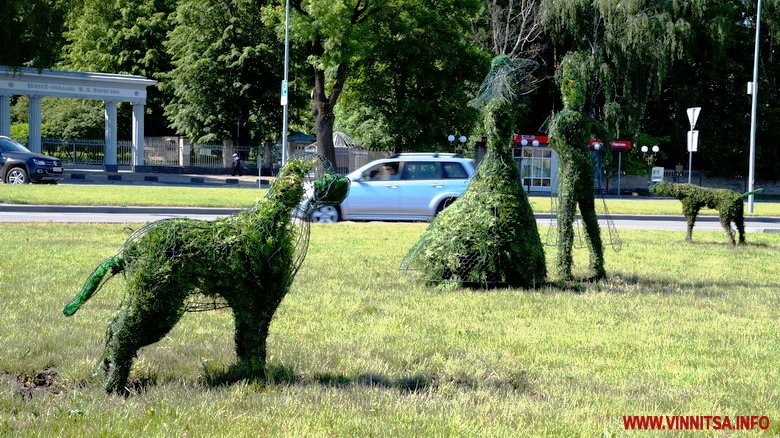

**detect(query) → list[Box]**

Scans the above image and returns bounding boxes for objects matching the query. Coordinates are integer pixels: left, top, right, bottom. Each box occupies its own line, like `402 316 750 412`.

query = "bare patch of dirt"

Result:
14 367 64 399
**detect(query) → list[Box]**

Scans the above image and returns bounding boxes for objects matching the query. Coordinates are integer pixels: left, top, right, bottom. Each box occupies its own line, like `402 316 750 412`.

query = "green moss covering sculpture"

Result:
650 182 761 246
547 51 607 281
401 56 546 288
63 157 349 395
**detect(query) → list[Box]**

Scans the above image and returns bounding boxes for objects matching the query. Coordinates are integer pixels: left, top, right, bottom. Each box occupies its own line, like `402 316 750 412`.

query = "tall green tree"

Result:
264 0 389 163
541 0 692 138
335 0 489 152
0 0 71 68
165 0 283 145
641 0 780 179
62 0 177 136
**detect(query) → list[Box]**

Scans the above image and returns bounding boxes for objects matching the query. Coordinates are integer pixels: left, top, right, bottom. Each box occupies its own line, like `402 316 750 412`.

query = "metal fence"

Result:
41 138 106 166
21 137 387 174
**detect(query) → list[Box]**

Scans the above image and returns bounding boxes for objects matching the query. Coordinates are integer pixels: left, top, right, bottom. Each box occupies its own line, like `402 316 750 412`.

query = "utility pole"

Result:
747 0 762 213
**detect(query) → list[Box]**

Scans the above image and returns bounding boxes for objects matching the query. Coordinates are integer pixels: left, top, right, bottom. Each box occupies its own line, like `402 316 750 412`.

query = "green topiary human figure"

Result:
401 56 546 288
547 51 607 281
62 157 349 395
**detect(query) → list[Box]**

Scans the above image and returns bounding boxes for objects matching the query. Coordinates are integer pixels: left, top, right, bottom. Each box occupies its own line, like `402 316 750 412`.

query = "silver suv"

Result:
308 153 476 222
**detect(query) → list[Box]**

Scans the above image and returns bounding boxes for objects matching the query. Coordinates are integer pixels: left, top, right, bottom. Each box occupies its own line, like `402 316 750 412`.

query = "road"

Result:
1 204 779 233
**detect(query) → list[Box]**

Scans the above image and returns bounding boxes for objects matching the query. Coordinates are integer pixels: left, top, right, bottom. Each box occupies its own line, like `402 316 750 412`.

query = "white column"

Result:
132 103 145 170
28 96 42 153
104 101 117 170
0 94 10 137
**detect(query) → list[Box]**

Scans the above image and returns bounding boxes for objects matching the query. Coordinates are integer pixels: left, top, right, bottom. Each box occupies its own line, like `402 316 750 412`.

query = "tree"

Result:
476 0 544 61
0 0 71 68
62 0 177 136
164 0 283 144
334 0 489 152
541 0 692 138
264 0 388 163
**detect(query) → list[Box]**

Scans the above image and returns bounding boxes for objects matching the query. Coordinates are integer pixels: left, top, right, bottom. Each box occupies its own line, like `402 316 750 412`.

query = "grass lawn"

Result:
2 183 780 216
1 223 779 436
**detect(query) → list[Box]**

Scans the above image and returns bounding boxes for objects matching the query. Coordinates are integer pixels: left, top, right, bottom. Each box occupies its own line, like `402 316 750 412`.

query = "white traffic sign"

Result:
687 130 699 152
651 167 665 182
686 107 701 130
280 80 288 106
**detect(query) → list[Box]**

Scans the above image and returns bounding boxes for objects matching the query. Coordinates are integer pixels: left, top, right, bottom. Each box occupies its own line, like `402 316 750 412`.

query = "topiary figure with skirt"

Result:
401 55 546 288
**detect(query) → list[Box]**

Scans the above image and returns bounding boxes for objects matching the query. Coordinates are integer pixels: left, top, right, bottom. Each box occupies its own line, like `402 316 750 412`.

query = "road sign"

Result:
687 130 699 152
651 167 665 182
686 107 701 130
280 80 288 106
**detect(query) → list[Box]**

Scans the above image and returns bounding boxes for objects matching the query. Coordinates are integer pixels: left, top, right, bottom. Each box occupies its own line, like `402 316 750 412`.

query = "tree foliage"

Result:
335 0 489 152
264 0 389 163
164 0 283 145
62 0 177 136
0 0 71 68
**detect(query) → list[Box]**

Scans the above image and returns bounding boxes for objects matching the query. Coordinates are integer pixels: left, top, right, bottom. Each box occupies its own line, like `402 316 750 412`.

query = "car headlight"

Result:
33 159 47 165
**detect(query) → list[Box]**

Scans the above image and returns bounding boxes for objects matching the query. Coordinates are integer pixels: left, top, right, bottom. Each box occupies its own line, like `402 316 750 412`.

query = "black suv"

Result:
0 136 63 184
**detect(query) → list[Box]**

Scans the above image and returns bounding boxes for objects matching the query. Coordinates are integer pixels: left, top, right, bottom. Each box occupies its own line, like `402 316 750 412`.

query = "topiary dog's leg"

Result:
682 204 699 242
232 306 269 380
102 285 187 395
720 216 736 246
735 204 746 244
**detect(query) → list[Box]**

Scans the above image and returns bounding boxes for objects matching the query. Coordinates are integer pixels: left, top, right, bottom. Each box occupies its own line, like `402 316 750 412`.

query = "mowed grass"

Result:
2 183 780 216
1 223 780 436
0 184 265 208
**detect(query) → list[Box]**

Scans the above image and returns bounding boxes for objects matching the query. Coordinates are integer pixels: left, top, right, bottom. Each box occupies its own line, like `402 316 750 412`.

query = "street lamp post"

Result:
593 142 603 194
641 145 660 184
747 0 763 213
280 0 291 170
519 138 539 192
447 134 467 149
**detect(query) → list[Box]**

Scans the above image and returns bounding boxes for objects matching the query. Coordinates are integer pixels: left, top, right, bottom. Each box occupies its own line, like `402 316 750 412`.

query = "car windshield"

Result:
0 139 32 153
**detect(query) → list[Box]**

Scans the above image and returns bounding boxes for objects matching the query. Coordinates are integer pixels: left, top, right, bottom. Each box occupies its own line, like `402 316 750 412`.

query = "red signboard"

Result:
514 134 632 149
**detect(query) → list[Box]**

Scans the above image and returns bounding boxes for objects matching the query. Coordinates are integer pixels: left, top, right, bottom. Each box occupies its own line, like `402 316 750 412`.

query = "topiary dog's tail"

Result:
63 255 125 316
740 188 764 199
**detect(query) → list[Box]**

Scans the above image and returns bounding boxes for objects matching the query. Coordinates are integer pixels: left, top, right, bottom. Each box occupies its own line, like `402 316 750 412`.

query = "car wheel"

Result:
436 197 457 215
309 205 340 223
6 167 29 184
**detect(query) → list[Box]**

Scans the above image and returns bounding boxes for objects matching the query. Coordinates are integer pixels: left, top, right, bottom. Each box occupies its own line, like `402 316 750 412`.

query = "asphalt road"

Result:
1 204 779 233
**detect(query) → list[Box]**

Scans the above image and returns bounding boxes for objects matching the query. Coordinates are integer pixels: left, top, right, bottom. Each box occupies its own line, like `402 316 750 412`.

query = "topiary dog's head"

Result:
312 173 350 206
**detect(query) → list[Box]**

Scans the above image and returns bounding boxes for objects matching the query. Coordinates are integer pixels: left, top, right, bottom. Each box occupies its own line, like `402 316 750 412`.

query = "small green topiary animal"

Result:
63 157 349 395
650 181 761 246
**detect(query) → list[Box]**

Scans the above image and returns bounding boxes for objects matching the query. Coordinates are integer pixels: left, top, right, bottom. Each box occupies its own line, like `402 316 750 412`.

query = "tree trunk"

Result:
310 43 344 166
315 103 336 165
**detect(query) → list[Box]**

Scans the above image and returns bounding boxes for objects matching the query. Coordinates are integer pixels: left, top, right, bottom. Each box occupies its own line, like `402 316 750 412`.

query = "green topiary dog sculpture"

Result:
650 181 760 246
63 158 349 395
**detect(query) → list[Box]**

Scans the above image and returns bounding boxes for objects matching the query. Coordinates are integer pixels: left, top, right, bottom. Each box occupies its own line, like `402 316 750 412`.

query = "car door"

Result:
341 161 401 218
395 161 444 218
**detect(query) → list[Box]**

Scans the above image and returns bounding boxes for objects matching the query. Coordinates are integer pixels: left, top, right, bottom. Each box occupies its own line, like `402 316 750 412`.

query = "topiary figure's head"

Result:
556 51 589 112
312 173 350 206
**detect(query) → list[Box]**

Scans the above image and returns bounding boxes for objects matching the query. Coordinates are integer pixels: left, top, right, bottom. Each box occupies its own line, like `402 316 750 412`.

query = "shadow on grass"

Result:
202 363 533 395
590 272 780 294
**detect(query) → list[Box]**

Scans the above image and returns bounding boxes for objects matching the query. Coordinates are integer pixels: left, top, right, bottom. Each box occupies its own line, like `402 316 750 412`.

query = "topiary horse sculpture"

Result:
650 181 761 246
63 157 349 395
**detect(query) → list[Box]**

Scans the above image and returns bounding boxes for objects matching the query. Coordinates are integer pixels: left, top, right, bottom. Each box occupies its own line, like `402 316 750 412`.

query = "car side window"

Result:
442 162 469 179
364 161 400 181
400 162 442 180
